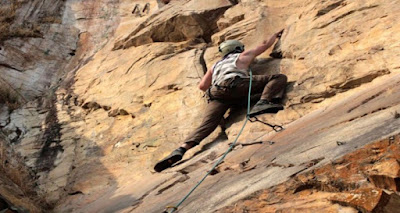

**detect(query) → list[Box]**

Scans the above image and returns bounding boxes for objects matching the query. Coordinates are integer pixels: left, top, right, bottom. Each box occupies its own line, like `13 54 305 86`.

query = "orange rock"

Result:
369 174 400 191
331 188 400 212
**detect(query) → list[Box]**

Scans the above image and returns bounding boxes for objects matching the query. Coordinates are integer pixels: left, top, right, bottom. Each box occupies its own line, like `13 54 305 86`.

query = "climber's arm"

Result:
237 30 283 69
199 67 213 91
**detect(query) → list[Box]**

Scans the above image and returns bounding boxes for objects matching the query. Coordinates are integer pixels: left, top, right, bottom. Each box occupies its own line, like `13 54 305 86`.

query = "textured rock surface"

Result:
0 0 399 212
218 135 400 213
0 0 119 100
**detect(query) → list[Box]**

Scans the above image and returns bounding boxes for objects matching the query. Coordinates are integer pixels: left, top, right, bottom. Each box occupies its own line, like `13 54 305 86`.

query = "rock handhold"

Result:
81 101 101 111
108 108 132 117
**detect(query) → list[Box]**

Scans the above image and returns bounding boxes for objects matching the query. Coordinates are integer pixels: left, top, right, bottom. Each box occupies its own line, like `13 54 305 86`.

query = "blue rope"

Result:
167 69 253 213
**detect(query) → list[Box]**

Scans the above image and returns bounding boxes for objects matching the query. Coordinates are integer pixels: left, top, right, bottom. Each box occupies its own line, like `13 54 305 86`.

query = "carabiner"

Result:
248 116 284 132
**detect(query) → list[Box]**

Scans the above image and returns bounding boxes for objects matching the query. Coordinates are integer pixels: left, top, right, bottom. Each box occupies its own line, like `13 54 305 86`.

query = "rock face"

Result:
219 135 400 213
0 0 400 212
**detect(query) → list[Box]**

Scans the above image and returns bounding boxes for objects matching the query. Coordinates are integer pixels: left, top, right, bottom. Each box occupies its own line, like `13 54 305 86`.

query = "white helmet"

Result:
218 40 244 57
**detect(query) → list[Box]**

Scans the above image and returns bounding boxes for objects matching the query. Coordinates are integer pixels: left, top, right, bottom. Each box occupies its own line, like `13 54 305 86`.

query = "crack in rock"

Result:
315 5 379 29
348 106 391 122
315 0 345 18
347 89 387 113
267 162 295 169
130 174 187 211
156 174 190 195
301 69 390 104
330 69 390 90
300 157 325 168
0 63 23 72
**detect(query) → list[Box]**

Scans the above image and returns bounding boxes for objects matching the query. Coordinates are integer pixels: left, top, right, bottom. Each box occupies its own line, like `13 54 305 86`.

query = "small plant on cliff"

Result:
0 86 20 111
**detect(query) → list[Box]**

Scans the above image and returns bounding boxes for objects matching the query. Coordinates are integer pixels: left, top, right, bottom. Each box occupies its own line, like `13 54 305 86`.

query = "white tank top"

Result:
211 53 248 86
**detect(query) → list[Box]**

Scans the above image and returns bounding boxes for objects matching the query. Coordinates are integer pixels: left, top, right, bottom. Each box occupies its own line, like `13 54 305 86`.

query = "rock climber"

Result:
154 30 287 172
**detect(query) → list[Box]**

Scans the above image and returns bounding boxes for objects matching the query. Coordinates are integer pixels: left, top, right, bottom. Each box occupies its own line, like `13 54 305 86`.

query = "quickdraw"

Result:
248 116 284 132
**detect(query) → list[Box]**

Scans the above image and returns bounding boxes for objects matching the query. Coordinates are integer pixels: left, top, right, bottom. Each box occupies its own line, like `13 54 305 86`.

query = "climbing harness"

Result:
248 116 284 132
164 69 284 213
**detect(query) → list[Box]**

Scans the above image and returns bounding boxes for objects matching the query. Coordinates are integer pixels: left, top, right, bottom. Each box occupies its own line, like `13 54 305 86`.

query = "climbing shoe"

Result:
154 147 186 172
248 99 283 117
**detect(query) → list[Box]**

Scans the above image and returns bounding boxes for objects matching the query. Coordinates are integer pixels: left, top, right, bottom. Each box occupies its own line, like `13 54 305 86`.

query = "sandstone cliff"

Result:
0 0 400 212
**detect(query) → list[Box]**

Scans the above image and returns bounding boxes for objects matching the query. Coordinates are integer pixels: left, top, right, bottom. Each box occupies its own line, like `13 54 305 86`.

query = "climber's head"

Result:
218 40 244 57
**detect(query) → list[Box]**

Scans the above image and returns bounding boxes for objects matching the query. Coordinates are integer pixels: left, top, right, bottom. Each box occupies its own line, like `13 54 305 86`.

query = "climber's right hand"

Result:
276 29 284 38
